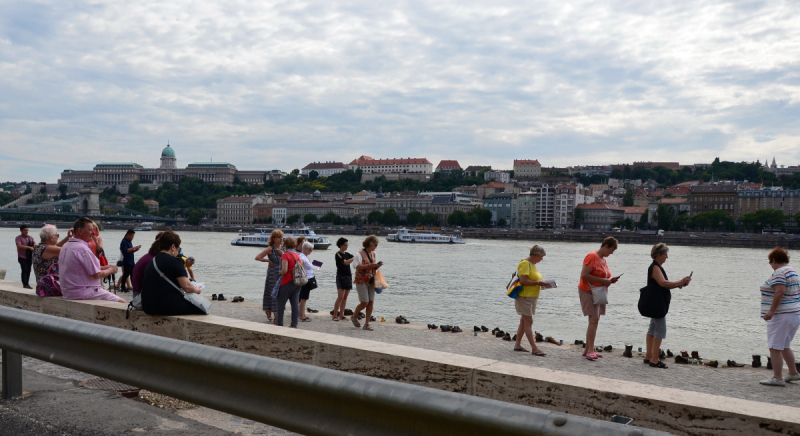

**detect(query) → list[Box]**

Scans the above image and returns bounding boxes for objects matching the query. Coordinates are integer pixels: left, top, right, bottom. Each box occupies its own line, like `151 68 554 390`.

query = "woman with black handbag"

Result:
641 243 691 369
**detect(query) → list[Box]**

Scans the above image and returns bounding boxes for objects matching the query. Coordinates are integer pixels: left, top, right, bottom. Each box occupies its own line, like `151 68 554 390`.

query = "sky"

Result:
2 0 800 183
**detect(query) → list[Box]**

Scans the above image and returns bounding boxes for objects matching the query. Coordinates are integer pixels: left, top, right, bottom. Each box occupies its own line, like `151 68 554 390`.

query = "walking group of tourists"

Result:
511 237 800 386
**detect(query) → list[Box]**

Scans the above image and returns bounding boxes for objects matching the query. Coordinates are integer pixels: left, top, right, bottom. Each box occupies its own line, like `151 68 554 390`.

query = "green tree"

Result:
286 214 301 225
367 210 383 225
58 184 68 199
673 212 691 231
406 210 423 226
187 209 204 225
62 204 72 213
129 180 140 194
308 170 319 181
654 204 676 230
303 213 318 223
320 212 338 223
447 210 467 226
739 209 787 233
421 212 439 226
615 218 635 230
497 218 508 227
573 207 585 229
352 215 362 228
128 195 150 214
381 209 399 225
266 216 273 224
638 209 649 229
622 188 634 207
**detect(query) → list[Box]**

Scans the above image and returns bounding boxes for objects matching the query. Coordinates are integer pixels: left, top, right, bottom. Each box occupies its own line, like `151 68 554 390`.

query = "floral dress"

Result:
32 244 59 281
262 244 283 312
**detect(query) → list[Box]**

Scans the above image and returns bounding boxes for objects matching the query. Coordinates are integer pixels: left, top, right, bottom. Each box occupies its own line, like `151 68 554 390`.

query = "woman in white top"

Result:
298 242 318 322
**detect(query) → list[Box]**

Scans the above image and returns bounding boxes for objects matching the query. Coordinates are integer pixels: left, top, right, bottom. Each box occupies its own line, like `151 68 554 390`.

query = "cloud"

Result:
1 0 800 182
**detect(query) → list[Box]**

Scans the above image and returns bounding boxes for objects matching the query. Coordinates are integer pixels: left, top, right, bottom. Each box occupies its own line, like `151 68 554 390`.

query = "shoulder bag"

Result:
36 263 62 297
637 264 671 318
589 255 609 305
153 257 212 314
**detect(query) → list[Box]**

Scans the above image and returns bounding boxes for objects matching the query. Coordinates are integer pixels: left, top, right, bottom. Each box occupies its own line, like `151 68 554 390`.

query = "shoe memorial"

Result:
473 326 481 332
659 349 666 359
680 350 689 358
495 330 505 338
512 334 517 341
603 345 612 352
727 360 745 367
691 351 701 360
703 360 719 368
534 332 544 342
344 309 354 316
370 316 376 322
622 345 633 358
502 333 511 341
451 326 462 333
357 312 366 320
752 355 762 368
675 355 689 364
440 325 452 332
427 324 435 329
547 336 561 346
767 357 773 370
212 294 218 301
217 294 227 301
666 349 674 357
481 325 489 332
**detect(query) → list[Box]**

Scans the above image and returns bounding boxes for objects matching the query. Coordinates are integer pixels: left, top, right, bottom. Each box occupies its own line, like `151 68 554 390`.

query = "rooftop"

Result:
514 159 542 166
576 204 625 210
349 155 432 165
302 161 348 170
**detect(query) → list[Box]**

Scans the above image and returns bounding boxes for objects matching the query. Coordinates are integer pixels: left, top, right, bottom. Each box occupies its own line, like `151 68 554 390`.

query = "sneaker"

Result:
784 373 800 382
760 377 786 387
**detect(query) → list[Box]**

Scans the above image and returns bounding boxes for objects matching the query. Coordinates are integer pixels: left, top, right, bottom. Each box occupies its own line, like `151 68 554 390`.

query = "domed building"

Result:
58 144 287 190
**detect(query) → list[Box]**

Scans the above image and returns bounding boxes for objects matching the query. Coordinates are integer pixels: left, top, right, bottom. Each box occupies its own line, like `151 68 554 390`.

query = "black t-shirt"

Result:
141 253 201 316
335 251 353 276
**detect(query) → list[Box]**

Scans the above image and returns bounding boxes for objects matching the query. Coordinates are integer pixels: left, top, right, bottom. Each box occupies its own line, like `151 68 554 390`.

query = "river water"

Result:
2 227 790 361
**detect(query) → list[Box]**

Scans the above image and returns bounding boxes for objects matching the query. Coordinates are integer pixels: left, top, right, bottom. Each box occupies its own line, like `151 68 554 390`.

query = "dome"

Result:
161 145 176 158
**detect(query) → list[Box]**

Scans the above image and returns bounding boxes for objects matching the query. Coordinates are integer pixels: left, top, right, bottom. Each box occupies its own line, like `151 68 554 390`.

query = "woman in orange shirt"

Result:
578 237 620 360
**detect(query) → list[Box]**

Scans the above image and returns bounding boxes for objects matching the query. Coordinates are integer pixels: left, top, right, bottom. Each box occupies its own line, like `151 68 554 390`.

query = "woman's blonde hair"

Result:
530 245 546 256
363 235 379 249
268 229 284 246
651 243 669 260
284 237 297 249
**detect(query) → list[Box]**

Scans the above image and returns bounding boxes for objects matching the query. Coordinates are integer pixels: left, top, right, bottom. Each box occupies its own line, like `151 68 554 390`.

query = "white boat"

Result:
386 228 465 244
231 227 331 249
134 226 152 231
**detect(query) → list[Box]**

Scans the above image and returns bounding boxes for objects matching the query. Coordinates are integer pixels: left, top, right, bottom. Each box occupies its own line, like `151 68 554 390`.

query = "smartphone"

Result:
690 271 693 277
614 273 624 279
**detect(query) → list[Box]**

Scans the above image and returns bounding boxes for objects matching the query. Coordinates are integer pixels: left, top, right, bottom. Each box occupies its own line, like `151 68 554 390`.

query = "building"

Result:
452 185 479 196
286 203 356 222
348 156 433 174
665 181 698 197
253 203 274 223
301 162 348 177
540 167 569 177
59 145 277 191
483 193 513 225
463 166 491 177
577 204 625 230
272 207 287 225
510 192 537 229
144 200 159 213
435 160 462 173
530 183 556 228
621 206 647 223
688 184 738 217
588 184 608 198
477 182 508 199
216 196 264 226
553 184 587 228
737 188 800 223
765 157 800 177
571 165 612 177
484 170 510 183
513 159 542 179
648 198 691 226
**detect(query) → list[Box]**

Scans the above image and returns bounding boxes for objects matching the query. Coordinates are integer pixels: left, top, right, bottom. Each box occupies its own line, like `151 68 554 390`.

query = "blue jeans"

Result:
276 283 301 327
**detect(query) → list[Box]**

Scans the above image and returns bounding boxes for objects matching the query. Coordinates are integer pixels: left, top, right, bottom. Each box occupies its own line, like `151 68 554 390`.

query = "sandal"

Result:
650 361 668 369
585 353 599 360
532 350 547 356
514 348 530 352
351 316 361 328
363 324 373 331
332 317 340 321
302 317 312 322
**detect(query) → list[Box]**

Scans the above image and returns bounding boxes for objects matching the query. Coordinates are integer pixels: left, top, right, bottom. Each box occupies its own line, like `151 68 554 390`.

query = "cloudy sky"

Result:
2 0 799 183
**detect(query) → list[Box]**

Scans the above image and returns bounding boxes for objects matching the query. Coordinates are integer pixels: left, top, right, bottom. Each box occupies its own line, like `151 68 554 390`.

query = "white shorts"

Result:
766 313 800 350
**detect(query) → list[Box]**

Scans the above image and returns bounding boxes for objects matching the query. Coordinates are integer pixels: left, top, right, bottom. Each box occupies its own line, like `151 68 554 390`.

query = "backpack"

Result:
292 252 308 286
36 264 62 297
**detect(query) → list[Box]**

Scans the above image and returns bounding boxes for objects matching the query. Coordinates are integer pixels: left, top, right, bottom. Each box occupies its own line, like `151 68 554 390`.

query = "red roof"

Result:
480 182 506 188
436 160 461 169
349 155 431 165
514 159 541 166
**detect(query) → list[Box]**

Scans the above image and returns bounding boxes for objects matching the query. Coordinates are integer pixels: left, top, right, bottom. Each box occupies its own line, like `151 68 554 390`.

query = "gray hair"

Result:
186 256 195 263
40 224 58 242
302 241 314 252
530 245 546 257
651 243 669 260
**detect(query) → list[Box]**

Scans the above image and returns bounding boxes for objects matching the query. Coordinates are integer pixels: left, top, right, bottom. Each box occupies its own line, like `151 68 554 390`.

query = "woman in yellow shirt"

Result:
514 245 548 356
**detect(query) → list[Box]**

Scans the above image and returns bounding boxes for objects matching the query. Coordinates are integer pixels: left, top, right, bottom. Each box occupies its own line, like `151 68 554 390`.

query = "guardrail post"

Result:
2 348 23 399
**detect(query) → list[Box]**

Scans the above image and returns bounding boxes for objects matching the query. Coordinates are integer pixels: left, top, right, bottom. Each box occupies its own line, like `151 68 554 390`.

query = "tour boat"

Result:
386 228 465 244
231 227 331 249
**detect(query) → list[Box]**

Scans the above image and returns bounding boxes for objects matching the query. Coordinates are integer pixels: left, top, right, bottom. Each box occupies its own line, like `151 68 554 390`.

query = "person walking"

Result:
759 247 800 386
14 224 35 288
332 237 355 321
513 245 549 356
298 242 317 322
256 230 284 323
276 237 302 328
578 237 620 360
119 230 141 293
32 225 70 289
351 235 382 331
59 217 124 303
642 243 691 369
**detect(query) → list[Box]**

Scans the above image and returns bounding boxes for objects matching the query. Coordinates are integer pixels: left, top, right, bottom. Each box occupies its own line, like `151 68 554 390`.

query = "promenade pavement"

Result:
213 300 800 408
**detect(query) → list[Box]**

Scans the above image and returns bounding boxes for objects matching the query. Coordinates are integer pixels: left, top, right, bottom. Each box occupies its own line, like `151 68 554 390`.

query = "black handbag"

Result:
638 263 671 318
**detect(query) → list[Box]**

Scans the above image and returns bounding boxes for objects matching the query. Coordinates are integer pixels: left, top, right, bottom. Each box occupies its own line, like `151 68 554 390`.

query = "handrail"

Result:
0 306 670 436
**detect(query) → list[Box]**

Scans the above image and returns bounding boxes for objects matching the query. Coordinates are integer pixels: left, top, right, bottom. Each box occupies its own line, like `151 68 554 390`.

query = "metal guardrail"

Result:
0 306 670 436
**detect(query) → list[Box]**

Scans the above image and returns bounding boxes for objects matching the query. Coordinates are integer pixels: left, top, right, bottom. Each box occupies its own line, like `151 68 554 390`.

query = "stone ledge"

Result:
1 281 798 436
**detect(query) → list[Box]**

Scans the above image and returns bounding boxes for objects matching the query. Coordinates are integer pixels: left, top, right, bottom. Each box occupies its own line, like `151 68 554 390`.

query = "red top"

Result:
280 251 299 286
578 251 610 291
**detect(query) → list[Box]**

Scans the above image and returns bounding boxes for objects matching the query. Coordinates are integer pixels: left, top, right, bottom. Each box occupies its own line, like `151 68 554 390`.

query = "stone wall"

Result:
1 282 798 436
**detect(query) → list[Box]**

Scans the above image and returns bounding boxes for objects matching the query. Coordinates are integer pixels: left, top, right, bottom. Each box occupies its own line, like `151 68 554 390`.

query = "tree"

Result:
308 170 319 181
673 212 691 231
615 218 635 230
447 210 467 227
266 216 273 224
654 204 676 231
129 180 140 194
128 195 150 214
58 184 68 200
573 207 585 229
638 210 649 229
352 215 362 229
381 209 399 225
406 210 423 226
286 214 301 225
739 209 787 233
421 212 439 226
187 209 204 225
62 204 72 212
320 212 338 223
367 210 383 225
622 188 634 207
303 213 318 223
497 218 508 227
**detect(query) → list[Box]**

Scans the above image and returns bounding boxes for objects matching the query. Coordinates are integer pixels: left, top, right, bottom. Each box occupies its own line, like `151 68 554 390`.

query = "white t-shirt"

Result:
298 253 315 279
352 250 379 268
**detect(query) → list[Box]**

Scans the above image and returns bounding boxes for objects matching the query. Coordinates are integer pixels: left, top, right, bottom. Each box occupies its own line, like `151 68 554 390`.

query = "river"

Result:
1 227 789 362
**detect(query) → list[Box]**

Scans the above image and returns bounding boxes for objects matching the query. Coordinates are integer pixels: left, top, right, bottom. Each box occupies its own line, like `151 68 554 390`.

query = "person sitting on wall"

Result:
59 217 125 303
141 231 205 316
